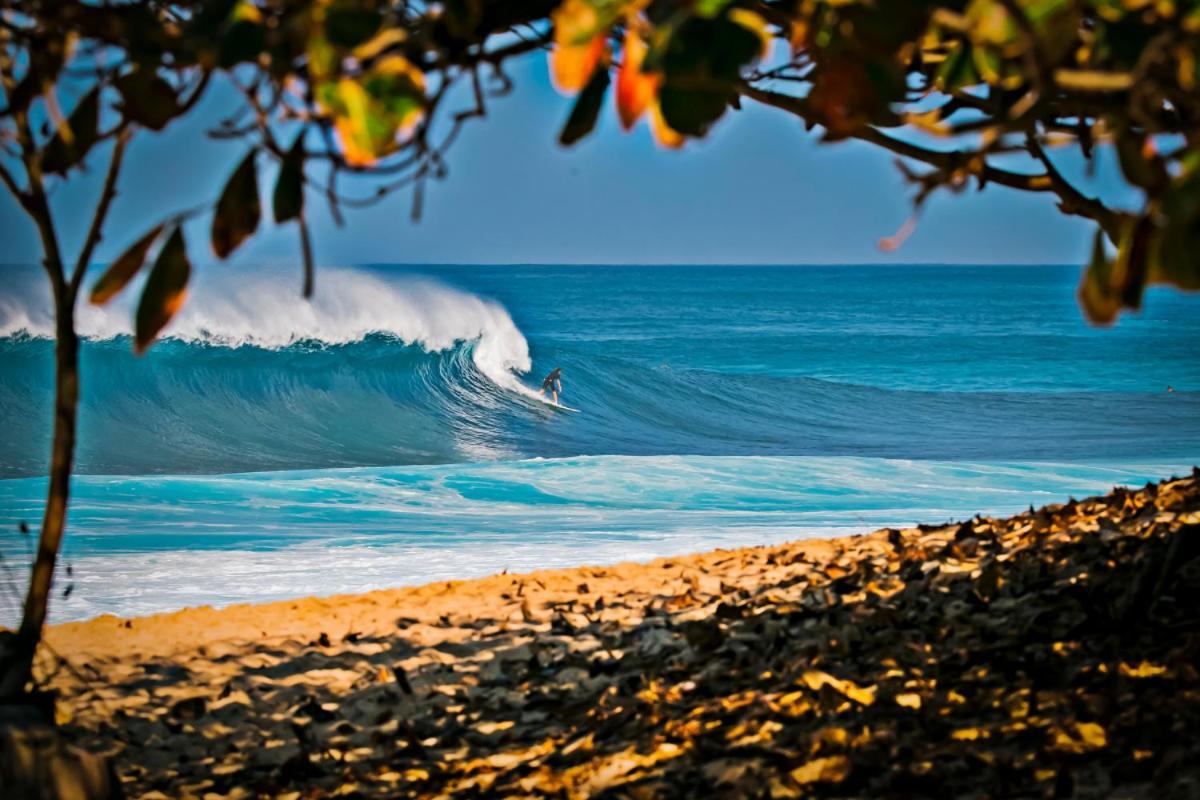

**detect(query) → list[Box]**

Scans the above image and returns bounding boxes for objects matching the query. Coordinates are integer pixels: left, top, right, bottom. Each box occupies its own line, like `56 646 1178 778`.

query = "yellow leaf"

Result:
353 28 407 61
1077 722 1107 749
649 100 684 149
1119 661 1168 678
895 692 922 710
952 727 989 741
615 27 657 129
801 670 876 706
1049 721 1107 753
789 755 851 785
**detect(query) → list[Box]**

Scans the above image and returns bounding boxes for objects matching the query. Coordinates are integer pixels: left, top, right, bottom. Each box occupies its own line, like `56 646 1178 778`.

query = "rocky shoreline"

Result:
37 471 1200 798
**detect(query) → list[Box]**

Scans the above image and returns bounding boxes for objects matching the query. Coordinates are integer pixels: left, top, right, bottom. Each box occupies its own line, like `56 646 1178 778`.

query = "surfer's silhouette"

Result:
540 367 563 405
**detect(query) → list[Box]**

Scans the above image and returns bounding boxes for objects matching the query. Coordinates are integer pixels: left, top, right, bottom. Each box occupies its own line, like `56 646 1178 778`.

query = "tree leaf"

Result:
89 223 167 306
324 2 383 48
443 0 483 39
1150 168 1200 291
1115 131 1168 191
550 0 611 94
551 32 608 94
211 149 261 259
1078 227 1118 325
219 4 266 68
616 28 657 130
658 15 761 138
115 66 180 131
41 87 101 175
273 132 305 223
649 100 685 149
559 64 610 146
317 57 426 166
135 227 191 354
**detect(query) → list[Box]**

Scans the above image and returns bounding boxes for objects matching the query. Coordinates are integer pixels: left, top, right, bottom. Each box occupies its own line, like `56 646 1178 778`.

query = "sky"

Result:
0 53 1134 269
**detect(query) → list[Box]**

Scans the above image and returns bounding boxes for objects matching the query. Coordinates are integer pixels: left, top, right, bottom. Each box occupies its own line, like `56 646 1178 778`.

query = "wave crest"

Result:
0 265 533 392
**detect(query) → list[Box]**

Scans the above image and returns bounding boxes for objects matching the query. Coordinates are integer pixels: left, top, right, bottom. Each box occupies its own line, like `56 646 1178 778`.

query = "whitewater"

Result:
1 263 1197 621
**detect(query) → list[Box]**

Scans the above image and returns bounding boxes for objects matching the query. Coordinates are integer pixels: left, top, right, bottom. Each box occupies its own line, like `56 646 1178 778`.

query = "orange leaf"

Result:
134 227 190 355
551 0 610 93
615 28 657 130
649 100 684 149
551 32 607 94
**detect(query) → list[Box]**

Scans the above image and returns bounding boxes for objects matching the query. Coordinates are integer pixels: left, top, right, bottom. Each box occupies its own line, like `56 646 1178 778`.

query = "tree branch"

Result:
743 85 1120 236
1025 133 1120 239
0 159 26 207
71 125 131 295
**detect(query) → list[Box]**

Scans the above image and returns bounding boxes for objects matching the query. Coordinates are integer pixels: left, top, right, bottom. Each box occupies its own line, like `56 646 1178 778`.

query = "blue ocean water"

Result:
0 264 1197 621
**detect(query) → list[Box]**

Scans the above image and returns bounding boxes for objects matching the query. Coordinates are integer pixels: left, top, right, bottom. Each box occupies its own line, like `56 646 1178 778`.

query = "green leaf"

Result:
212 149 261 259
1078 228 1118 325
1115 132 1167 191
1152 225 1200 291
559 65 610 146
1114 214 1152 310
219 19 266 68
135 227 191 354
90 223 166 306
1150 168 1200 291
41 87 101 175
443 0 483 39
273 132 306 223
658 14 761 138
694 0 735 18
317 56 425 165
935 42 979 92
115 67 181 131
324 2 383 48
186 0 240 37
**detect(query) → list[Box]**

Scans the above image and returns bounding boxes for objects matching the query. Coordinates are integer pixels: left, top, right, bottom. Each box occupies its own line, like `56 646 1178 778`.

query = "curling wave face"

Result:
1 263 1198 477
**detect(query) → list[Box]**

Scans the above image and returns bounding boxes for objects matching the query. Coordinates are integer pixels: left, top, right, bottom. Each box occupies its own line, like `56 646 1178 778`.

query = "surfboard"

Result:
528 392 579 413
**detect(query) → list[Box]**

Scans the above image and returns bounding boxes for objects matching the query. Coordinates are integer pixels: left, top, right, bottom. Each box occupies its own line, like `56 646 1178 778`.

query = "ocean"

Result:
1 263 1196 622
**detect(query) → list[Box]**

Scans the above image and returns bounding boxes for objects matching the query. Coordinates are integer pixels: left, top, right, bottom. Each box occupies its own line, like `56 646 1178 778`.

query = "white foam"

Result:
0 265 537 395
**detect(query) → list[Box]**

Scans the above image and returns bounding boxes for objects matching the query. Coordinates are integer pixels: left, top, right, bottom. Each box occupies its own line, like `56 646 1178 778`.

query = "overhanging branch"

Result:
743 84 1120 236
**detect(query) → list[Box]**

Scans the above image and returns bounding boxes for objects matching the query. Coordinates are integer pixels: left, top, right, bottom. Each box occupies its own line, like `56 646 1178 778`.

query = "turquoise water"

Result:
1 264 1197 621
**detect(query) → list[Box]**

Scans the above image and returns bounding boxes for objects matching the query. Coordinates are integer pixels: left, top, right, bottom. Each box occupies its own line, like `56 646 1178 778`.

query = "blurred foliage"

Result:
2 0 1200 343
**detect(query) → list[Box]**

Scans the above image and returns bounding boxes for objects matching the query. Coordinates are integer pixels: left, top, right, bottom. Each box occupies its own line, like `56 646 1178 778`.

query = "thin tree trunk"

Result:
0 292 78 700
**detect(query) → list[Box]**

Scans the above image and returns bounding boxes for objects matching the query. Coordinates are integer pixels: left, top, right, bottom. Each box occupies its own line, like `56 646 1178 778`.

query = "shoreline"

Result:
36 470 1200 798
11 457 1193 625
43 530 872 664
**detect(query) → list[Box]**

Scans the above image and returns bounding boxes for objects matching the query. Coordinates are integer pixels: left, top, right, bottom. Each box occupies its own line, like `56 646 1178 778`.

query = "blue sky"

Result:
1 54 1130 268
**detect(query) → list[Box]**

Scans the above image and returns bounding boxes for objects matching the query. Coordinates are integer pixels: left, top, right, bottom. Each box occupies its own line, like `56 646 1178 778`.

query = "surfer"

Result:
540 367 563 405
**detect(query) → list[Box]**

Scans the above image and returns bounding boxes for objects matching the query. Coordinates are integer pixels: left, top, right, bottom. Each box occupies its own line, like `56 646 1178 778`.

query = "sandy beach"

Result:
28 470 1199 798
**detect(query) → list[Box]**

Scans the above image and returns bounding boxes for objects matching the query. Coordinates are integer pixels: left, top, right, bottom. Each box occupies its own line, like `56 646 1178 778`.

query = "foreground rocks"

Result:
36 471 1200 798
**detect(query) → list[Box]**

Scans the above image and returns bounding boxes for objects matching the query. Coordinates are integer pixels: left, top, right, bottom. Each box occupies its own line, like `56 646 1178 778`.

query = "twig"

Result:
71 124 131 294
